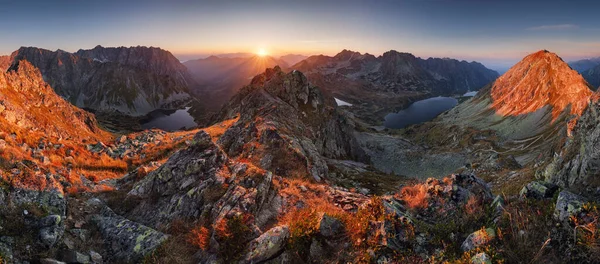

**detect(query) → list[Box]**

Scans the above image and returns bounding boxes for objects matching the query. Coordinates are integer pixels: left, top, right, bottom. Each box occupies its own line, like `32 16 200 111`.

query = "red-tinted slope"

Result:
491 50 593 122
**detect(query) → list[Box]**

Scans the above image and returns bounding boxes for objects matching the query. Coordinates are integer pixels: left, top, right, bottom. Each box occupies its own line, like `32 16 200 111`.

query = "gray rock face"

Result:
242 225 289 264
554 190 586 222
217 67 368 181
8 46 196 116
88 199 167 263
543 101 600 193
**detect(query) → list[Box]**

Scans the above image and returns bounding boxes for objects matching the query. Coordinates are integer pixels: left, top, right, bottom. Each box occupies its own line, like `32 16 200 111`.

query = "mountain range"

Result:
2 46 600 263
6 46 197 116
291 49 499 125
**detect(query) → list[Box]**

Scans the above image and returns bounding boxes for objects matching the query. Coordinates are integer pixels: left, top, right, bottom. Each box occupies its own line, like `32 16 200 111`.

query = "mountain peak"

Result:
333 49 362 60
490 50 593 129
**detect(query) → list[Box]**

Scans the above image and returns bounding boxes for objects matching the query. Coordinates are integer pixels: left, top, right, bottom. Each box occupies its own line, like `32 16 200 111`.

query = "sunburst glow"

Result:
257 48 268 57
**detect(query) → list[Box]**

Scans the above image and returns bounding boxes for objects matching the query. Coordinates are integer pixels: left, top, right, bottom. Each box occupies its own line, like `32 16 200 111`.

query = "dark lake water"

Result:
384 97 458 129
141 107 198 131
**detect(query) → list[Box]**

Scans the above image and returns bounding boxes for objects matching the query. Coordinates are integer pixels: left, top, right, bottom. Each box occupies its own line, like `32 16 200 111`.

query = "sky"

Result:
2 0 600 71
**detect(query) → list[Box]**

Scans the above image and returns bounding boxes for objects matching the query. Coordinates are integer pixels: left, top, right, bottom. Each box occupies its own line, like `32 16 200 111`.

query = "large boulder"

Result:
242 225 289 264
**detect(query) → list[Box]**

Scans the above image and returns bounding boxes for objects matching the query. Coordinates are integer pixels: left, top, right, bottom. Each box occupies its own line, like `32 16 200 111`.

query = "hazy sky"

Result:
2 0 600 71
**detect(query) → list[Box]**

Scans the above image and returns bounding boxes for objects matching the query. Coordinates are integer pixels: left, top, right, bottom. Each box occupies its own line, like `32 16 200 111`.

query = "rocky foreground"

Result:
1 60 600 263
0 55 600 263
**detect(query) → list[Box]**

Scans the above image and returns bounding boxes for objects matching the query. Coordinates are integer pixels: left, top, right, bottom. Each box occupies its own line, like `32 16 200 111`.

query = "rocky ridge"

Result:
8 46 197 116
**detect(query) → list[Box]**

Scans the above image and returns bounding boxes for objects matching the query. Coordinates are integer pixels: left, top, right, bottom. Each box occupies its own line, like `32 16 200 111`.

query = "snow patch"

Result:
463 91 478 97
334 98 352 106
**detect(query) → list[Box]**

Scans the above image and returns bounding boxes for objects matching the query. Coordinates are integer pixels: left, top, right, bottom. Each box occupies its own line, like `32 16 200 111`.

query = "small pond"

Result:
140 107 198 131
384 97 458 129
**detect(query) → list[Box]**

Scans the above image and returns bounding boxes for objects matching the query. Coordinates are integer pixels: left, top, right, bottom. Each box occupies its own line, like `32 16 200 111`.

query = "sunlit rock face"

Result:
490 50 593 124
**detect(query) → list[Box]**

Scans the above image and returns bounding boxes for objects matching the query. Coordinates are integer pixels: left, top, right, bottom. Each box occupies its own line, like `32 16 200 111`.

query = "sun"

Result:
257 48 268 57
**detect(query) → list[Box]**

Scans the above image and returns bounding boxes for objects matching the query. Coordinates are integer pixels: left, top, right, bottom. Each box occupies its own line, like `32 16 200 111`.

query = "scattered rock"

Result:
59 250 90 264
89 250 103 264
317 213 344 238
242 225 289 264
40 259 66 264
471 252 492 264
554 190 586 222
461 228 496 251
38 215 63 248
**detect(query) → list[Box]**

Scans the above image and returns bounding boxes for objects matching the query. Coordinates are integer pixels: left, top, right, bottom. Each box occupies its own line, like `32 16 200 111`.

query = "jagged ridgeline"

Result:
7 46 199 116
290 49 499 124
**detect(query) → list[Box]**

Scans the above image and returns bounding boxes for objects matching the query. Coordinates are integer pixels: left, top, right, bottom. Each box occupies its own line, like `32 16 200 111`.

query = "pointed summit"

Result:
491 50 593 121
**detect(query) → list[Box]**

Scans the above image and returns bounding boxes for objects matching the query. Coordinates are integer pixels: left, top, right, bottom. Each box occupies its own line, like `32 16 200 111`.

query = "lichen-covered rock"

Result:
89 199 167 263
554 190 586 222
471 252 492 264
242 225 289 264
461 228 496 251
520 181 559 199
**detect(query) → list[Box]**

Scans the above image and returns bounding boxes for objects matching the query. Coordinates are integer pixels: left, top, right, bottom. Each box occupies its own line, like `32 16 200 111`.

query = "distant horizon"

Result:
4 44 595 74
4 0 600 73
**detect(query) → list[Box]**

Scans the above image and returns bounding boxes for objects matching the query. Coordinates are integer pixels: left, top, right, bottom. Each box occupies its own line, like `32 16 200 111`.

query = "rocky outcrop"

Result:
217 66 367 181
127 131 282 231
8 46 196 116
542 100 600 194
86 198 167 263
554 190 586 222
